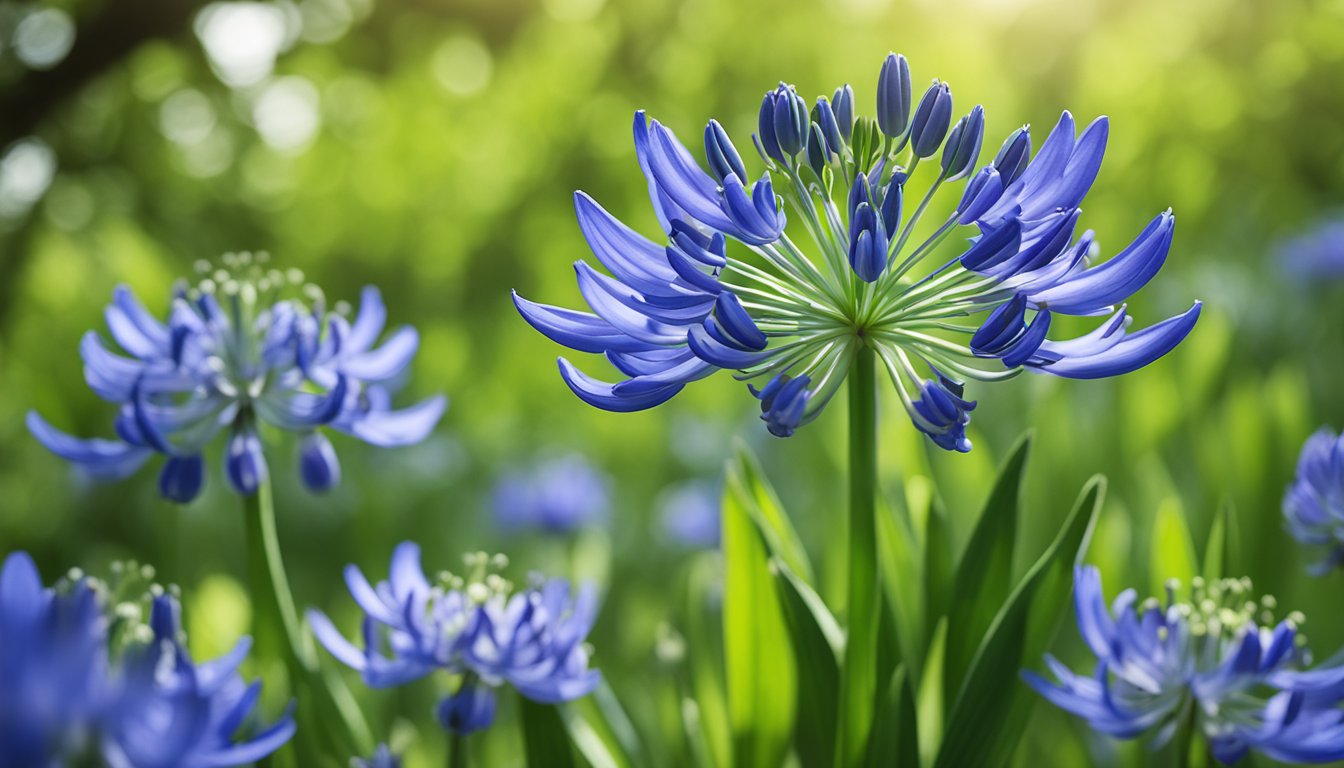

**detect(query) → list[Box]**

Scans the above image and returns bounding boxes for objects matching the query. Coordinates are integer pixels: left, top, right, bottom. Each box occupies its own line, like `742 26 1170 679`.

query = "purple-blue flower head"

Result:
1284 427 1344 574
354 744 402 768
492 454 611 535
513 54 1199 451
1026 566 1344 765
28 252 446 501
308 544 601 735
1277 216 1344 284
0 550 293 767
657 479 722 549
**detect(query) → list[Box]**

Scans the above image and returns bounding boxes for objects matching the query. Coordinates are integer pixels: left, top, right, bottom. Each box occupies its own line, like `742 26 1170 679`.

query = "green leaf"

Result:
730 442 814 585
1202 500 1239 581
934 476 1104 768
1150 495 1198 599
917 619 947 768
922 495 953 652
561 683 645 768
877 496 924 681
772 558 842 768
943 434 1032 705
683 555 731 768
723 465 797 768
521 698 579 768
866 664 918 766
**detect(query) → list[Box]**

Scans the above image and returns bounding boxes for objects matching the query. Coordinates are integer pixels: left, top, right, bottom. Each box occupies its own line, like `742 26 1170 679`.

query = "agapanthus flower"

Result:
27 252 446 501
657 479 722 549
492 454 611 534
308 543 601 735
0 550 294 767
514 53 1200 450
353 744 401 768
1278 216 1344 283
1025 566 1344 764
1284 427 1344 574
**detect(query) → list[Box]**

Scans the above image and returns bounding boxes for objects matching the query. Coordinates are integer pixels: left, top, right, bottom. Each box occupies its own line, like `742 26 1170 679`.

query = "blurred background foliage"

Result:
1 0 1343 764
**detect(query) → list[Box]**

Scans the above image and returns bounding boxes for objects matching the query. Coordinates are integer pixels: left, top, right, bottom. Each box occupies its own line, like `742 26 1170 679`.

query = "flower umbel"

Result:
308 543 601 735
492 454 611 534
514 53 1200 450
0 550 294 767
1025 566 1344 765
28 253 446 501
1284 427 1344 574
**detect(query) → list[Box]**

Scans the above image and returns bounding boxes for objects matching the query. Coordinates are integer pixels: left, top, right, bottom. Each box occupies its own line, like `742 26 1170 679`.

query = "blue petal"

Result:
105 285 169 358
346 394 446 447
557 358 683 412
27 411 154 480
347 286 388 353
225 427 268 495
713 292 768 351
644 119 735 232
343 327 418 382
513 293 660 355
299 432 341 492
574 191 688 295
158 454 205 503
1031 303 1199 379
1028 212 1175 315
687 325 772 369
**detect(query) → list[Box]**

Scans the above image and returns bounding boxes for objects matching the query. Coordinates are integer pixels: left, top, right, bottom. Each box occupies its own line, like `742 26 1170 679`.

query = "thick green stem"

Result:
243 478 374 761
836 346 879 767
450 733 468 768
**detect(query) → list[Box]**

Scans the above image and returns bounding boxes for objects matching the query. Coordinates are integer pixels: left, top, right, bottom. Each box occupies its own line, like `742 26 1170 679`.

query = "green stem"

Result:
836 346 879 768
243 478 374 761
450 733 468 768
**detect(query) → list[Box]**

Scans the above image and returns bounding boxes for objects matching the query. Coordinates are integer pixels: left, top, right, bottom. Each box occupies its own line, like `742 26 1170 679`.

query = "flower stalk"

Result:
838 344 879 767
243 479 373 762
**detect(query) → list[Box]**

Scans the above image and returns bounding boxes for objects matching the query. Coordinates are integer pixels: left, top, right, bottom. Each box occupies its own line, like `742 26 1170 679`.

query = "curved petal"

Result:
1031 302 1200 379
27 411 154 480
513 293 659 355
343 327 419 382
557 358 683 412
347 286 388 354
346 395 446 447
1028 212 1175 315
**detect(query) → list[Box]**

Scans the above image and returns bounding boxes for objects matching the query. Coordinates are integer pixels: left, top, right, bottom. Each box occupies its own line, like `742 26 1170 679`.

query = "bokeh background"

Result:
1 0 1343 765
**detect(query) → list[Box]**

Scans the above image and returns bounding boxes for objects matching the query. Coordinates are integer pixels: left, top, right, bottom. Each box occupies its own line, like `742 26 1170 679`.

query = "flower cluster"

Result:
27 253 446 501
0 550 293 766
1025 566 1344 764
1279 216 1344 284
515 53 1200 450
492 454 611 534
309 543 601 735
1284 427 1344 574
353 744 401 768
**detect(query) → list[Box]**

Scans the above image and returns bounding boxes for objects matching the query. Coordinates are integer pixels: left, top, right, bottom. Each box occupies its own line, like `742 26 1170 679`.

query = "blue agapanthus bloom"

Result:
1278 216 1344 283
353 744 401 768
27 253 446 501
492 454 611 534
514 53 1200 450
1025 566 1344 765
1284 427 1344 574
0 550 294 767
657 479 722 549
308 543 601 735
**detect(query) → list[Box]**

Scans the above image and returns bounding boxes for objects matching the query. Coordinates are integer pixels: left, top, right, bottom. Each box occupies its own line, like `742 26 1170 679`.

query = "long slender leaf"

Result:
917 619 947 768
772 558 842 768
877 497 923 682
731 442 814 584
1150 495 1197 599
723 467 797 768
683 554 731 768
521 698 579 768
561 682 644 768
866 664 918 766
1202 499 1239 581
943 434 1032 704
934 476 1104 768
923 496 953 652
